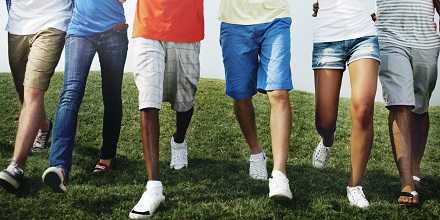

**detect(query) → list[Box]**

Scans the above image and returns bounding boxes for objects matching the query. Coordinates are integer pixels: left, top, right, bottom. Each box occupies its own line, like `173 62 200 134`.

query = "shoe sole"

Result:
43 172 65 193
170 164 187 170
270 193 292 201
129 211 152 219
349 202 369 209
0 178 18 193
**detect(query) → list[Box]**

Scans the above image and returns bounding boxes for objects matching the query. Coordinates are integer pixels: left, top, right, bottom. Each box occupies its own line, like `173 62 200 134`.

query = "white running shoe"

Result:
347 186 369 209
42 166 67 193
249 152 268 180
170 137 188 170
269 170 293 200
312 139 332 169
129 183 165 219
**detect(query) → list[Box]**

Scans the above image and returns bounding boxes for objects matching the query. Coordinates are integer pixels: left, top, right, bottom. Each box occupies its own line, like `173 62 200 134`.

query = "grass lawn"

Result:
0 73 439 219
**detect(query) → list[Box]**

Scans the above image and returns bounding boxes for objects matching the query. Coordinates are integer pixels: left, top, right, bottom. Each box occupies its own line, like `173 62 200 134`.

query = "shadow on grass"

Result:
67 145 440 211
3 143 440 216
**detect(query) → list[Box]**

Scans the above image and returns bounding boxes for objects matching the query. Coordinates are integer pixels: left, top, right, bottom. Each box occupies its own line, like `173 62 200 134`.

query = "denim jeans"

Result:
49 29 128 175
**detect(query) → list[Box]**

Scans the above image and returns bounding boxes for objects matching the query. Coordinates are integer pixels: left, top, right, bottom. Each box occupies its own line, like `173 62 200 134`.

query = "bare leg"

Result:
314 69 343 147
12 87 46 167
267 90 291 174
411 112 429 178
140 109 160 181
234 99 262 154
347 59 378 187
389 107 418 204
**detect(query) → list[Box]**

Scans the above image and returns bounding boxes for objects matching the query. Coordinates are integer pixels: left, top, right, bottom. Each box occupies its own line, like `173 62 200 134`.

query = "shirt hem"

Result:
313 32 377 43
132 34 204 43
219 15 290 25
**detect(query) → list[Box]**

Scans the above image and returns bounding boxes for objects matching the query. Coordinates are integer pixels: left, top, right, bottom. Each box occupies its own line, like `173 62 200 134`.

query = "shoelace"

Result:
315 144 330 163
6 163 23 176
34 130 49 147
171 147 187 165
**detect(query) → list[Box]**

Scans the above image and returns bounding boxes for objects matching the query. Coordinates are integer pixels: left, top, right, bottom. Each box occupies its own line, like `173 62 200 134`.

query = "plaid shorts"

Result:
133 38 201 112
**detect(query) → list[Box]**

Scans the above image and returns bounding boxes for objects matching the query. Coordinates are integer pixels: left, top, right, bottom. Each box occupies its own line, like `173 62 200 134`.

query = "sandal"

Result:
93 162 112 173
398 191 420 208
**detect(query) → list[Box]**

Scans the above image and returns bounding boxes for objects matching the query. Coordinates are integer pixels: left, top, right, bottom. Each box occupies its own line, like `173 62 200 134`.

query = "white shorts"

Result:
133 38 201 112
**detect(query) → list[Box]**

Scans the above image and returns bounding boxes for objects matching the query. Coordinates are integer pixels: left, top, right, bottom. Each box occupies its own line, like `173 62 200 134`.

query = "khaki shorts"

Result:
133 38 201 112
8 28 66 91
379 41 439 114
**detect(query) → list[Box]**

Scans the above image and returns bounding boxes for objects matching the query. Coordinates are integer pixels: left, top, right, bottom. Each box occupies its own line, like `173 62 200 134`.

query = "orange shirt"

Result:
133 0 204 42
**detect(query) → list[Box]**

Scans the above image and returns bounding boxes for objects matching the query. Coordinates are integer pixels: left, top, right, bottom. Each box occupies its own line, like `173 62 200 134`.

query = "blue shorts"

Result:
312 36 381 71
220 18 293 100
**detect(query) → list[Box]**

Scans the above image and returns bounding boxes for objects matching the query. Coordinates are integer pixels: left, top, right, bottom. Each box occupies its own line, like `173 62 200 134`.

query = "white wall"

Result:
1 1 439 105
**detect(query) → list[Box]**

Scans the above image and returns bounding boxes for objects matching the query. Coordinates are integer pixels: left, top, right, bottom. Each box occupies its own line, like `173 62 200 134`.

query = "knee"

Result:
23 87 44 105
268 90 290 108
59 86 84 108
351 101 374 127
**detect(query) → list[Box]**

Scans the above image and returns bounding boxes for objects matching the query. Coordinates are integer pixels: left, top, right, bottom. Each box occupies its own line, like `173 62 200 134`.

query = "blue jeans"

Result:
49 29 128 175
220 18 293 100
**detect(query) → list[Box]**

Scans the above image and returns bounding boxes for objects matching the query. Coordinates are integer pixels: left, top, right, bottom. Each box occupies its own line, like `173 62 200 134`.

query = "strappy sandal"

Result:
398 191 421 208
92 162 112 173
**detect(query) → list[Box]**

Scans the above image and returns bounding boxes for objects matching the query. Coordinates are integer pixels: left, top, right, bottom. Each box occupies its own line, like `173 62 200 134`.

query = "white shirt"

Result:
6 0 72 35
312 0 377 43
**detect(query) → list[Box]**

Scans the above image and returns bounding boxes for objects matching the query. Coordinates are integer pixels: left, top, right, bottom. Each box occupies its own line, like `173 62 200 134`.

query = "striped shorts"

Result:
133 38 201 112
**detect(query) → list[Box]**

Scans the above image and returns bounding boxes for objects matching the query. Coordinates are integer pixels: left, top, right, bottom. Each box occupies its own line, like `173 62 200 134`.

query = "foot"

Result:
0 162 24 193
347 186 369 209
129 181 165 219
170 137 188 170
312 138 332 169
249 152 268 180
31 121 53 153
42 166 67 193
93 160 112 173
269 170 292 200
398 191 420 207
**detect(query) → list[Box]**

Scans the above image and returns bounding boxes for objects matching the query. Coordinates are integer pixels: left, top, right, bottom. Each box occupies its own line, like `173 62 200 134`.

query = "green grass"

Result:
0 73 439 219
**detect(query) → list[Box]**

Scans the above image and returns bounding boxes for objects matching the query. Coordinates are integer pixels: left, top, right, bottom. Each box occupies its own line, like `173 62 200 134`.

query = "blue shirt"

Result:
68 0 125 36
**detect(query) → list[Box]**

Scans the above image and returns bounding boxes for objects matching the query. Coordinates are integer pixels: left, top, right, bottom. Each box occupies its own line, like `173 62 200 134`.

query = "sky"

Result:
0 1 439 105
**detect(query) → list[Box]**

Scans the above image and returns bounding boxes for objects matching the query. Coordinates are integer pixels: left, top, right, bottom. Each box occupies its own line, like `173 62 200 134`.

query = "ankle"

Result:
146 180 163 193
172 134 185 144
99 159 112 167
41 119 51 131
250 151 265 161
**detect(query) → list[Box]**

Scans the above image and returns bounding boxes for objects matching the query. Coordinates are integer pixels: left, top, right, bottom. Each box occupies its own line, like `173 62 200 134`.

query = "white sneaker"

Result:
312 139 332 169
347 186 369 209
249 152 268 180
170 137 188 170
42 166 67 193
129 182 165 219
269 170 293 200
